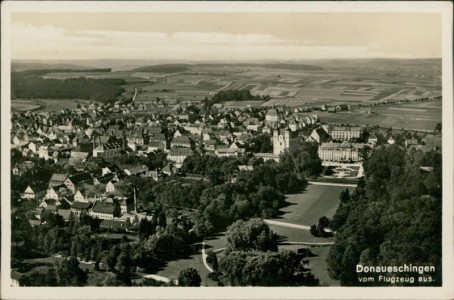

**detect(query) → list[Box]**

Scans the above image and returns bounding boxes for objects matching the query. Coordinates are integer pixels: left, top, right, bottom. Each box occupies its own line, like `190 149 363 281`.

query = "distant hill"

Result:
131 63 323 73
260 63 323 70
131 64 190 73
11 62 98 72
194 63 323 70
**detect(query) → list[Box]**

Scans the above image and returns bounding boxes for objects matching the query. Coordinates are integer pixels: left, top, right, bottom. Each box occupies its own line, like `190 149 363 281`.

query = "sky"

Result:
11 13 442 61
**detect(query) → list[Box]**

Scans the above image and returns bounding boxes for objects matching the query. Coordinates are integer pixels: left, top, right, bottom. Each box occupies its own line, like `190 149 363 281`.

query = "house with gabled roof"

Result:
65 173 93 193
127 128 147 145
92 136 124 158
71 201 93 217
90 200 121 220
49 173 69 187
74 190 87 203
22 182 48 200
147 140 167 152
122 165 148 176
105 181 116 193
310 128 331 144
120 198 134 214
203 139 218 151
13 161 35 176
39 198 61 212
94 173 118 185
12 131 29 147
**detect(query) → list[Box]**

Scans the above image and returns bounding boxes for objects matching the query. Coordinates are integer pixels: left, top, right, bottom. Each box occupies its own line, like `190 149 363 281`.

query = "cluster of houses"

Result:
21 166 141 227
12 100 438 225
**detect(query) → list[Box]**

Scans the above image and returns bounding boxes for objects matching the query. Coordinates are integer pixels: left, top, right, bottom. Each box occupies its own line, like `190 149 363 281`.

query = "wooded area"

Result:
327 145 442 286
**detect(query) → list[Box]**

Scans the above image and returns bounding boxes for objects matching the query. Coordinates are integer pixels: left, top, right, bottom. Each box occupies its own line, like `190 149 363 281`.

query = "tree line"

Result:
11 72 125 103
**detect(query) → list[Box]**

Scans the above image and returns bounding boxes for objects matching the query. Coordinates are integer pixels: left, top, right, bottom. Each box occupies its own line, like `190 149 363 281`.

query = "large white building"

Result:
273 129 299 155
331 126 363 141
265 109 280 123
167 148 193 164
318 141 366 162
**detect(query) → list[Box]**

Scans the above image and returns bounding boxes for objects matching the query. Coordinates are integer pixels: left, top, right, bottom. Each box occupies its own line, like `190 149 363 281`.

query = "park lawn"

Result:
276 184 350 226
270 225 332 244
155 253 218 287
306 246 340 286
86 270 109 286
277 244 340 286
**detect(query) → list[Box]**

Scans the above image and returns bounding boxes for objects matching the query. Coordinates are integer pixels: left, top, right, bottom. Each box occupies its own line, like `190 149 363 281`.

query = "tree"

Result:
116 246 133 286
225 219 278 254
177 268 201 286
139 218 155 239
54 257 88 286
206 251 219 271
434 122 442 132
219 250 312 286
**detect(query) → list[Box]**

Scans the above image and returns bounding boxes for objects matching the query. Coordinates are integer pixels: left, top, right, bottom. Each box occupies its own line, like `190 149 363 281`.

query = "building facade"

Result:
331 126 363 141
318 141 365 162
273 129 299 155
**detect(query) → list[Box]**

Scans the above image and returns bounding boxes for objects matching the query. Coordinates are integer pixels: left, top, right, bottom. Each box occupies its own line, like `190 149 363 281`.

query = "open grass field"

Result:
12 99 90 112
36 99 87 112
313 103 441 131
155 249 217 286
273 184 350 226
21 59 441 108
11 100 42 112
223 100 265 108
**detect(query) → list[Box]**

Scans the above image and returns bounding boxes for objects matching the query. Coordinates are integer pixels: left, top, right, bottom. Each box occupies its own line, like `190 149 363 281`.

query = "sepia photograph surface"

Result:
1 1 453 299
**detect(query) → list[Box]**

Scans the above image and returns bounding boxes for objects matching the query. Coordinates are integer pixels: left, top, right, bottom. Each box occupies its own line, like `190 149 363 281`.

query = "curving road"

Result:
201 241 214 273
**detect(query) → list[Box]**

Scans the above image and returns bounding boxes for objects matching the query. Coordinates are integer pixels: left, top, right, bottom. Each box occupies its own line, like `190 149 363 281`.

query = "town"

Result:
10 85 442 286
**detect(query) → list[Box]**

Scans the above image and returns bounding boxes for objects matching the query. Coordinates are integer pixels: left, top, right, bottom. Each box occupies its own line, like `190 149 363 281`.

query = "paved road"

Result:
143 274 171 283
308 181 357 188
264 219 311 231
132 87 138 103
201 241 214 273
284 241 334 246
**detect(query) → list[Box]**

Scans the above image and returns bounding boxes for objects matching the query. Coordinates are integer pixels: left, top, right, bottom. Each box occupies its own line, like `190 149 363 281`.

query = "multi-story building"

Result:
331 126 363 141
171 135 191 148
167 148 193 164
93 136 124 158
273 129 299 155
265 109 280 124
318 141 366 162
90 200 120 220
71 201 92 217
